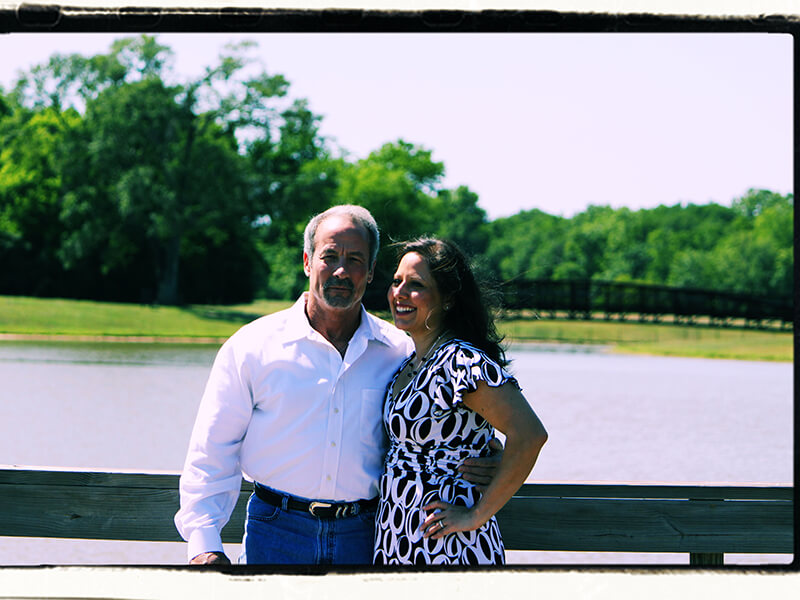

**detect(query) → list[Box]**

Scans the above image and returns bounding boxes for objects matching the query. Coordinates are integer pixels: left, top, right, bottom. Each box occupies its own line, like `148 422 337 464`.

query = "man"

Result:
175 205 497 565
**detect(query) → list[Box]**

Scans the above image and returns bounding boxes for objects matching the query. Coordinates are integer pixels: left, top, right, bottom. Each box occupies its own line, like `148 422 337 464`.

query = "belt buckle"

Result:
309 501 332 517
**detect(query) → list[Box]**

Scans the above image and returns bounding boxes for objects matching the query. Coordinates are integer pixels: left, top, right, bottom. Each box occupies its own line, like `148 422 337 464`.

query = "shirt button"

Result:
326 475 332 481
334 408 339 414
331 441 336 447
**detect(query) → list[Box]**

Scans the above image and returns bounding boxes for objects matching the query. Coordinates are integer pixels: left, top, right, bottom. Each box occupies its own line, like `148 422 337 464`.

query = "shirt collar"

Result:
281 293 392 347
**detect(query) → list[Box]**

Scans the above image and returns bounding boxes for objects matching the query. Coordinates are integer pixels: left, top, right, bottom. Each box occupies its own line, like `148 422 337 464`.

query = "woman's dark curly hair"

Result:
393 237 508 367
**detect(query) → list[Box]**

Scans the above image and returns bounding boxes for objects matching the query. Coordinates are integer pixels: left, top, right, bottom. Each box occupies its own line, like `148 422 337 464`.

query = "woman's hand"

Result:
419 501 482 540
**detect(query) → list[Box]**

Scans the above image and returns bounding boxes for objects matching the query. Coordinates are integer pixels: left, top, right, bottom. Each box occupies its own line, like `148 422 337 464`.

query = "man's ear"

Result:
367 261 376 284
303 252 311 277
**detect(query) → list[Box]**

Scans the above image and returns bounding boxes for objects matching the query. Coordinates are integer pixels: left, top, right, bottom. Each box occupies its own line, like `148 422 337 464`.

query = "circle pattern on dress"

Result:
373 340 519 565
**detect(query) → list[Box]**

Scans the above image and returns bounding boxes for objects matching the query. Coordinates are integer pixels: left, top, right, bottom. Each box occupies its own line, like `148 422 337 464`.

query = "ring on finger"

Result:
439 520 446 530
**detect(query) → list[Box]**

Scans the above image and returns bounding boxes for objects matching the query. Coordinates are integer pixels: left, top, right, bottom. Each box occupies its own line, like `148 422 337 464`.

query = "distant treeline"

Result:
0 36 793 308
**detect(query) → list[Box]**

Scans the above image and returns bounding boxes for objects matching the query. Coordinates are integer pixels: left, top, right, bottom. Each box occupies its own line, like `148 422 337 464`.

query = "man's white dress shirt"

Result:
174 294 412 559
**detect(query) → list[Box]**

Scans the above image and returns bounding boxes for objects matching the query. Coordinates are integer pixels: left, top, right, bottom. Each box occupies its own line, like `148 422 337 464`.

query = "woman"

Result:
373 237 548 565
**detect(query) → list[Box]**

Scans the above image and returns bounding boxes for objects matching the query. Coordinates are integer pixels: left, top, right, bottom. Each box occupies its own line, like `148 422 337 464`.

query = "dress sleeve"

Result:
446 342 520 408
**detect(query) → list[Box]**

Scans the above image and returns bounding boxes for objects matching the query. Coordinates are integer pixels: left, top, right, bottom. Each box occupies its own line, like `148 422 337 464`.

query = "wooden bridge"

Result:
0 467 792 567
500 279 793 328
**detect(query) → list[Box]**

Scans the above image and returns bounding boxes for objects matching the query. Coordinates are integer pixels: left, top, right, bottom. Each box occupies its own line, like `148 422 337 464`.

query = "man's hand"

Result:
458 437 504 492
190 551 231 565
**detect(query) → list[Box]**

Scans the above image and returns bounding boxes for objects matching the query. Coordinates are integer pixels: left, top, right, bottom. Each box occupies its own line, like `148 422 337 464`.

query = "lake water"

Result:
0 340 793 566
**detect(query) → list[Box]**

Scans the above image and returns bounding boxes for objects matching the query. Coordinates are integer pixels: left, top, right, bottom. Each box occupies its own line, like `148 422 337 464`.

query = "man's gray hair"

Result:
304 205 380 265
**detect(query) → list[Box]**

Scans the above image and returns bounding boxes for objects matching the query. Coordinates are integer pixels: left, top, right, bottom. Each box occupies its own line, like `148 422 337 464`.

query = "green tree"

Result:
732 188 790 219
248 100 337 300
431 185 489 257
751 194 793 296
705 190 794 297
254 156 341 300
556 205 617 280
0 99 80 295
706 232 778 294
12 35 173 113
644 228 678 283
56 75 254 304
335 140 444 242
10 35 318 305
485 209 566 282
595 207 650 283
666 248 719 289
331 141 445 308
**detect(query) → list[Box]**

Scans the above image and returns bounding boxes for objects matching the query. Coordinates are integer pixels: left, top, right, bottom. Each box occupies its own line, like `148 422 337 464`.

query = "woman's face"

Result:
388 251 445 338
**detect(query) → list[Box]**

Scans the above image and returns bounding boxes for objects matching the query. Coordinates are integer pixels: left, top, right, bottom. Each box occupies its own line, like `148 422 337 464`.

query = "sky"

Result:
0 31 792 220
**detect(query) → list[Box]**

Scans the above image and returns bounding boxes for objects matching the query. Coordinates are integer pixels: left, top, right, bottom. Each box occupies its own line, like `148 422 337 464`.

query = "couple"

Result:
174 205 547 566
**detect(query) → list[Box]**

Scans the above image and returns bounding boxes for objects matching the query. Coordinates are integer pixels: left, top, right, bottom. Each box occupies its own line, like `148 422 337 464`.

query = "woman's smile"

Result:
388 252 444 337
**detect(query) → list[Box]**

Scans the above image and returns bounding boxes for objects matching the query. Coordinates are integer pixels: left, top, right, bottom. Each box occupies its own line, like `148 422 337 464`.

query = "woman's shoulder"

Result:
434 338 518 393
439 338 493 361
433 339 507 375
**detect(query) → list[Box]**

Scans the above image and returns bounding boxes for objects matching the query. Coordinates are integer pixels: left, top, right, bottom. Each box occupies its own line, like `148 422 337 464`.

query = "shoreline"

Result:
0 333 791 362
0 333 228 344
3 333 609 347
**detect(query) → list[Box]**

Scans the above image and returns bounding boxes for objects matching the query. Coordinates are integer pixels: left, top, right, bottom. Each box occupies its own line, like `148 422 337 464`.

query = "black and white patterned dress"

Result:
373 339 518 565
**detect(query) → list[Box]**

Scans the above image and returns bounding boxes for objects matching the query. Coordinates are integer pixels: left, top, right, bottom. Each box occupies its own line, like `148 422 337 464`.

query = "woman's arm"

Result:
420 381 547 539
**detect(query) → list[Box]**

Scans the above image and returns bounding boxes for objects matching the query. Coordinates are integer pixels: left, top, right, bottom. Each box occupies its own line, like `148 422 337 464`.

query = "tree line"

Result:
0 36 793 308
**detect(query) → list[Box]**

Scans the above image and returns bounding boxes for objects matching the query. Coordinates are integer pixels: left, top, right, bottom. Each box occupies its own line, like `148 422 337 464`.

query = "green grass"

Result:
0 295 292 339
500 318 793 362
0 295 792 361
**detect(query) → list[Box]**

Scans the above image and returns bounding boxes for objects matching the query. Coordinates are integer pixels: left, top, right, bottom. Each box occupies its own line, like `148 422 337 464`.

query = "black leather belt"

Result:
253 483 378 519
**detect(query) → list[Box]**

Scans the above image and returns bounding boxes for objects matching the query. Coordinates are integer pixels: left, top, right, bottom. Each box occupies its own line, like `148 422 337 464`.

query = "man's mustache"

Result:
324 278 354 291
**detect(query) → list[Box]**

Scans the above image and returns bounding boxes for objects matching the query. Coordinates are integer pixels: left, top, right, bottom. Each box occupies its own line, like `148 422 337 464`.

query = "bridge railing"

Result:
0 467 792 566
501 279 793 326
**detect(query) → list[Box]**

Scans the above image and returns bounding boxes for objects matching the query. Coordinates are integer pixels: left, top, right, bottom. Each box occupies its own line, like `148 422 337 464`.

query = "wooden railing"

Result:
0 467 793 566
498 279 794 327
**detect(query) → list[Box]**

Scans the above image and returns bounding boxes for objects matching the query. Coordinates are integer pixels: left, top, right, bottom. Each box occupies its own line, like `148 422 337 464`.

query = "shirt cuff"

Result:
187 526 225 562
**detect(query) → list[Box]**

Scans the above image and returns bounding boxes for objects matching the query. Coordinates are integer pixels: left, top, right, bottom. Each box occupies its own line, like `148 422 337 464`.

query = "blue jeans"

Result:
239 486 377 565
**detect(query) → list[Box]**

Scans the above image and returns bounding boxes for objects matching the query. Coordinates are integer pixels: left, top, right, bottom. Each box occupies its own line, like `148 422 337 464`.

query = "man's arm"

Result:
458 437 504 492
174 338 252 562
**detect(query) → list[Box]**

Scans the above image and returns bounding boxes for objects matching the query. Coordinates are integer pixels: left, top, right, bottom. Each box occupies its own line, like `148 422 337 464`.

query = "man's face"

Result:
304 215 374 312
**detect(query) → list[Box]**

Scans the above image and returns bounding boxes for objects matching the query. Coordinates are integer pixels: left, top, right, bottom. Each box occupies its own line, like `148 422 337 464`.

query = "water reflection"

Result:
0 340 219 366
0 339 790 484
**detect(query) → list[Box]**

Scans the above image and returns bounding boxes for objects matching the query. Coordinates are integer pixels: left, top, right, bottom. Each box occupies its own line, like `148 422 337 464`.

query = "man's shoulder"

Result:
227 303 298 347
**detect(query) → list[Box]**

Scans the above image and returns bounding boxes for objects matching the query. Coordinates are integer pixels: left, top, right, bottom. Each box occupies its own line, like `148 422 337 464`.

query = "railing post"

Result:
688 494 725 566
690 552 724 566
